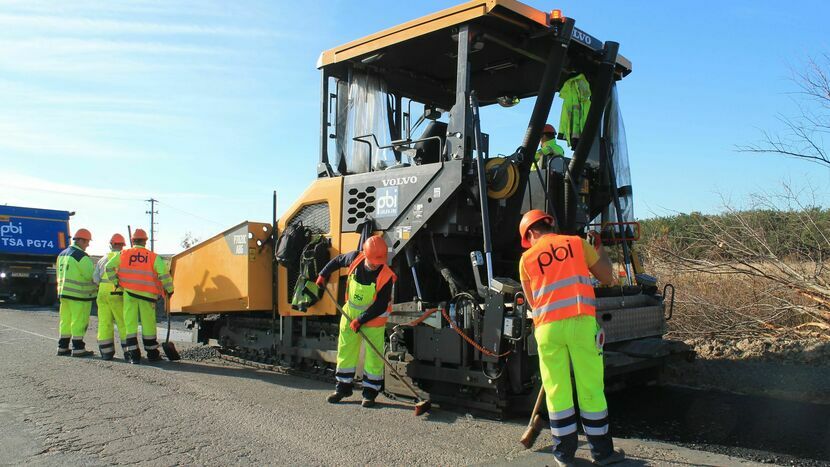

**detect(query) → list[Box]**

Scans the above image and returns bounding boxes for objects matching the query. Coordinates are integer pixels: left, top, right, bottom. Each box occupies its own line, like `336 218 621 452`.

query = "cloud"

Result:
0 118 163 161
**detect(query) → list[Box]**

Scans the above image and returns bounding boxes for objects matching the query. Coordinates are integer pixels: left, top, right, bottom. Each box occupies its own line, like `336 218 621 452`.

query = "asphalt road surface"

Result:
0 306 818 466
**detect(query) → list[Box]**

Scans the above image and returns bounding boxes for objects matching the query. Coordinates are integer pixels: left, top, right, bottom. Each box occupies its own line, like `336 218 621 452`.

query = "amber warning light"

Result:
550 9 564 23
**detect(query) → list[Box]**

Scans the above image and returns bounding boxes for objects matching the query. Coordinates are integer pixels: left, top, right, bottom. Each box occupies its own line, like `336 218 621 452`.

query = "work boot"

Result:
553 455 576 467
125 350 142 365
326 391 352 404
361 397 376 408
56 350 71 357
100 353 114 361
146 349 162 362
593 449 625 466
71 350 94 358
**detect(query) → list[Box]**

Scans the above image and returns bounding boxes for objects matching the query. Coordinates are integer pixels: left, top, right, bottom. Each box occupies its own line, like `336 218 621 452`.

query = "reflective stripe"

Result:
550 407 576 420
124 345 138 351
57 346 70 351
60 286 96 296
60 334 71 339
583 424 609 436
336 367 355 373
347 301 370 312
144 344 159 350
362 380 382 391
158 274 172 281
126 333 138 339
363 371 383 381
533 275 593 301
119 267 156 277
63 278 96 289
550 423 578 436
580 409 608 420
71 349 88 355
532 296 597 319
121 277 159 287
336 375 354 383
98 339 114 345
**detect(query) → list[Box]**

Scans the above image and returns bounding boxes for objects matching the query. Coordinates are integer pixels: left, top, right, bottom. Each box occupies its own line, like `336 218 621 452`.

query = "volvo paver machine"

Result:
170 0 689 416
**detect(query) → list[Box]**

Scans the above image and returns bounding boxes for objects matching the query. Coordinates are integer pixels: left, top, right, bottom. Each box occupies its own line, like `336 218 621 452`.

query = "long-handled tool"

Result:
520 385 547 448
323 287 431 416
161 292 180 361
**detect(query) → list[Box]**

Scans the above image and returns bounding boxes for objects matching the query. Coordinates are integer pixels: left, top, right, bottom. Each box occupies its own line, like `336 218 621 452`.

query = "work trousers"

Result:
96 291 125 358
334 316 385 399
122 292 159 356
536 314 613 461
58 298 92 355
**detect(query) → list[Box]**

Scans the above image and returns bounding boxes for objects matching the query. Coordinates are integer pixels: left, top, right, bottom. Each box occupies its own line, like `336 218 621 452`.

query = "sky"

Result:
1 0 829 255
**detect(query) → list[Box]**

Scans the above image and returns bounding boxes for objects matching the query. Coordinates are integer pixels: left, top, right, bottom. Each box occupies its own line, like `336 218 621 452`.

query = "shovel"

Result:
161 292 181 361
323 287 431 416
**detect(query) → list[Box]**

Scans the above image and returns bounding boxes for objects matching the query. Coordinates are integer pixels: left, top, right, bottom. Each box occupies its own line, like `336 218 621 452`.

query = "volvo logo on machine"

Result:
382 175 418 187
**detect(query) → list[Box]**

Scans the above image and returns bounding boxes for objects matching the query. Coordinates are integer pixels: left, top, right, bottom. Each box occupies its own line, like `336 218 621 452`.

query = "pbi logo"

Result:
0 222 22 237
128 253 148 265
536 241 575 272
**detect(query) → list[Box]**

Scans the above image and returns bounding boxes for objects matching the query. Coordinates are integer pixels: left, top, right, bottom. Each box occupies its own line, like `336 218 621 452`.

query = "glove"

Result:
315 275 327 288
167 290 174 298
349 319 361 333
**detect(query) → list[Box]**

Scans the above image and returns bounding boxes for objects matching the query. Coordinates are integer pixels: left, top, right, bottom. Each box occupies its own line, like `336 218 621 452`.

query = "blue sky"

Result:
1 0 828 255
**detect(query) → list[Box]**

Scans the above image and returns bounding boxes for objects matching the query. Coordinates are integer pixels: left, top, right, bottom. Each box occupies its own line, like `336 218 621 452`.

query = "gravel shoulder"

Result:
0 306 809 466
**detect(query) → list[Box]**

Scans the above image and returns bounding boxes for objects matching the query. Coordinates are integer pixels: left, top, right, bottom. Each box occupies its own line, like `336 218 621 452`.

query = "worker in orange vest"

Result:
105 229 173 364
315 235 396 408
518 210 625 466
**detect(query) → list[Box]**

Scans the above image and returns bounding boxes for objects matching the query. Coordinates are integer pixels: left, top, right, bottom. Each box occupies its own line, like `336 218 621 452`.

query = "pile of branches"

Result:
642 189 830 339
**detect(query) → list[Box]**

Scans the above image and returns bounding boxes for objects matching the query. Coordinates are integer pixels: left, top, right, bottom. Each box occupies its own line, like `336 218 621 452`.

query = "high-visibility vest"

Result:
117 247 161 297
95 251 121 297
345 252 396 327
521 234 596 328
56 245 97 301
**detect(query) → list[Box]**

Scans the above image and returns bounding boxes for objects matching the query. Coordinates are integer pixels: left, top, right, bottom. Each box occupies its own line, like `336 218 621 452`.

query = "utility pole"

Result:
145 198 158 251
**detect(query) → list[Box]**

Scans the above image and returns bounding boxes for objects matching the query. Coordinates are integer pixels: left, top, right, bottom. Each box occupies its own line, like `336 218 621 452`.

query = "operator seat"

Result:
412 121 447 165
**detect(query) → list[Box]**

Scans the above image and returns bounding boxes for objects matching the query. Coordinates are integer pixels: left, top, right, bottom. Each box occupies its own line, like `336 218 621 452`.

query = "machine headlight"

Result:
0 272 6 279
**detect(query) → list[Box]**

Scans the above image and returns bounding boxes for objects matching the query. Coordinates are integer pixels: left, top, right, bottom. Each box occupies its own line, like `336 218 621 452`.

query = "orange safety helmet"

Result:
542 123 556 135
72 228 92 241
131 228 149 241
110 233 126 245
519 209 554 248
363 235 388 265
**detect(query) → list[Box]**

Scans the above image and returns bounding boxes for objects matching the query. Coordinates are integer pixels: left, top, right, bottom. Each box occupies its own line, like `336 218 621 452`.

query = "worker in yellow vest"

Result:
518 210 625 466
316 235 396 408
532 123 565 171
93 233 127 360
56 228 97 357
106 229 173 364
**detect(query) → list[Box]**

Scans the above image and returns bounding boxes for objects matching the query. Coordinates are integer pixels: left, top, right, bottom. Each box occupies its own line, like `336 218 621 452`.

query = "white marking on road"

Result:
0 323 57 341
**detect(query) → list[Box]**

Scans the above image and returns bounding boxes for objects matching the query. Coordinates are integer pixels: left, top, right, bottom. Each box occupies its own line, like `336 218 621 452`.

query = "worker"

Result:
518 210 625 466
93 233 127 360
56 228 97 357
532 123 566 171
315 235 396 408
106 229 173 364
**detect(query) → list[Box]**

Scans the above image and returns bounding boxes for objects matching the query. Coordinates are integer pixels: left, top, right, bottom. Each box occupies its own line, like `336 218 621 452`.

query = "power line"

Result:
3 184 143 202
156 200 224 226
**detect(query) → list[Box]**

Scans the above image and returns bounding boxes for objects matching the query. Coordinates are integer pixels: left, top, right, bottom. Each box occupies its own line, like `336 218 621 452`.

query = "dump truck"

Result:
0 205 72 305
170 0 690 416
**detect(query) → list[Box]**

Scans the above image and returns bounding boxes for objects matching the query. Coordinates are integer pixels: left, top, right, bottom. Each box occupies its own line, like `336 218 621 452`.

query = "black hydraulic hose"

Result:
563 41 619 233
470 91 494 288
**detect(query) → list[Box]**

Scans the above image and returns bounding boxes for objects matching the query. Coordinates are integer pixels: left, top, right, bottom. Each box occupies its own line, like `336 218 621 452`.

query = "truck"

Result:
169 0 690 417
0 205 72 305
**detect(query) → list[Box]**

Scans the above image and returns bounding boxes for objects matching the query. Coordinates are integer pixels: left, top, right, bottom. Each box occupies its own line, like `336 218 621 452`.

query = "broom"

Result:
161 291 180 361
520 385 547 448
323 287 431 416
